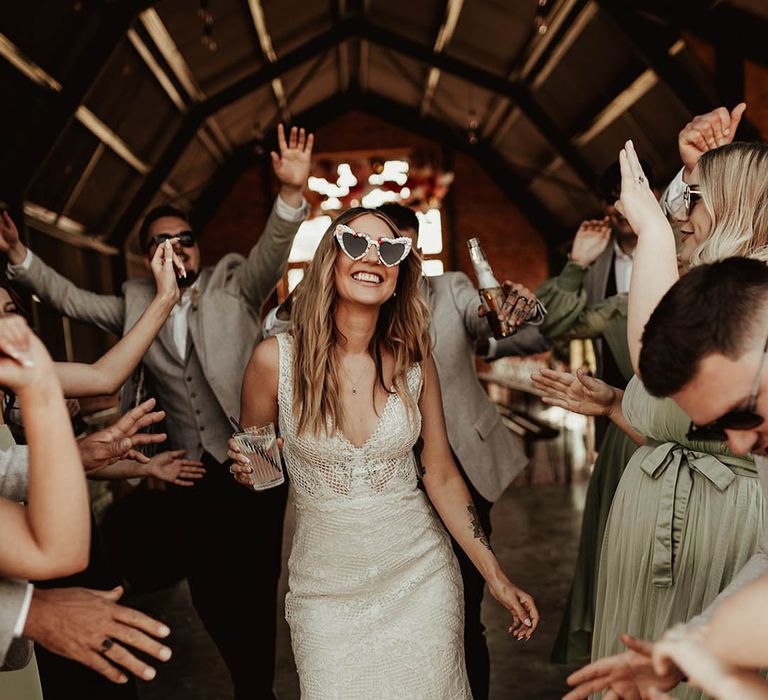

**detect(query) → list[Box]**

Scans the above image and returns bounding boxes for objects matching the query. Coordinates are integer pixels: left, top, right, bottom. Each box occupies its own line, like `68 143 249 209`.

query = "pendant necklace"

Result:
339 357 370 395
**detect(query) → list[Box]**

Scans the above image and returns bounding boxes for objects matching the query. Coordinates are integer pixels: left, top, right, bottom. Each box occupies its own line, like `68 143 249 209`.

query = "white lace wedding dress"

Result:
276 333 471 699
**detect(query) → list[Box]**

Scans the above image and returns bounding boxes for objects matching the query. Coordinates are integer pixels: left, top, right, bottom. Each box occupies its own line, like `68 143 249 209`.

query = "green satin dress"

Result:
592 376 763 699
537 262 639 663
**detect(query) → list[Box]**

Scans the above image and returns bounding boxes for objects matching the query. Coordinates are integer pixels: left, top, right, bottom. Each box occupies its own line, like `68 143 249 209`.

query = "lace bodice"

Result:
276 333 423 502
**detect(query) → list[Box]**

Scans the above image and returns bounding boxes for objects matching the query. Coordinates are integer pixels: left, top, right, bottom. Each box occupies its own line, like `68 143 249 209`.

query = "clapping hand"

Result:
25 585 172 685
145 449 205 487
531 368 616 417
570 218 612 267
78 398 167 473
563 634 683 700
272 123 314 205
615 140 671 240
679 103 746 178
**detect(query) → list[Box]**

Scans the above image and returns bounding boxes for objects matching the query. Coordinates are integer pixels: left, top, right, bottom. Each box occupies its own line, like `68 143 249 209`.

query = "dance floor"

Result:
134 474 586 699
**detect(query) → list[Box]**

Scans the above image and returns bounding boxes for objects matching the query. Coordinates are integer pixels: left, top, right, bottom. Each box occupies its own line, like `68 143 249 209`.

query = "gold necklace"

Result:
338 356 371 395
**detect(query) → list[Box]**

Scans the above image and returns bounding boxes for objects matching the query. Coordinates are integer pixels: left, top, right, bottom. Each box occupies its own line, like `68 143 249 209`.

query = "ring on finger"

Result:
100 638 114 654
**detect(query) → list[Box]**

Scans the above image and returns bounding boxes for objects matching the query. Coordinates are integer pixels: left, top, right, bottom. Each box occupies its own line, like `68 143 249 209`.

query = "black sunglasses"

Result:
147 230 196 251
686 334 768 442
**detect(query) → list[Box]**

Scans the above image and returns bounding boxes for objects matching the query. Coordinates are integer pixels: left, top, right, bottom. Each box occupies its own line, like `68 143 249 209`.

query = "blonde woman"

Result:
229 208 538 698
558 136 768 700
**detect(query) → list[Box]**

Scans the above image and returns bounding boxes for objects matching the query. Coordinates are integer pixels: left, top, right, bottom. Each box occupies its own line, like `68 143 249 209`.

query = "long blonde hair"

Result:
688 141 768 266
291 208 431 436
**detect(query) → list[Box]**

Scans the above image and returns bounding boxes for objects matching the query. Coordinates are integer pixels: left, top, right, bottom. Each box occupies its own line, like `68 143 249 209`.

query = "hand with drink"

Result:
227 422 284 491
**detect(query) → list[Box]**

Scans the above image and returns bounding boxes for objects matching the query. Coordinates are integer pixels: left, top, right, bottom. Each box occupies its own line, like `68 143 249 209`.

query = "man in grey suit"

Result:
378 204 549 699
4 125 314 699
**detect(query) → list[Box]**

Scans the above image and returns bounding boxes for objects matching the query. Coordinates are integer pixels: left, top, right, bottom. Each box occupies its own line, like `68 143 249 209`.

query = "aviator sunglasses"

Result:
686 333 768 442
680 183 703 219
334 224 413 267
147 230 196 252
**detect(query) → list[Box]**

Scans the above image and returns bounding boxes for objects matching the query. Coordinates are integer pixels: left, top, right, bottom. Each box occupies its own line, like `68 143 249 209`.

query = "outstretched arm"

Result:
418 356 539 639
52 241 181 397
1 212 125 334
530 367 646 446
617 141 679 372
236 125 313 311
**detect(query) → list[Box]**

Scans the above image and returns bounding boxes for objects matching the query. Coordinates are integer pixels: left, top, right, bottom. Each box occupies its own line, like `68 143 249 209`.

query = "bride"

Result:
229 207 538 698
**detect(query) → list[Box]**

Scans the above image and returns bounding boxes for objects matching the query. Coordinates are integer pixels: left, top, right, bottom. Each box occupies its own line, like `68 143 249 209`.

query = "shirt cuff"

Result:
274 195 309 222
556 261 589 292
663 166 686 215
7 249 33 273
13 583 33 637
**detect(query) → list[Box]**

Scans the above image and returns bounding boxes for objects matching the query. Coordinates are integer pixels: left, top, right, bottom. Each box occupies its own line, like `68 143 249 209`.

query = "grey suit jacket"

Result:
426 273 549 502
8 203 302 462
0 439 33 670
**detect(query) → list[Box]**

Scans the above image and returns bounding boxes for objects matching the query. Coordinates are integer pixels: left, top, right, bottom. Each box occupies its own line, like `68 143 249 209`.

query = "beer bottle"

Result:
467 237 513 339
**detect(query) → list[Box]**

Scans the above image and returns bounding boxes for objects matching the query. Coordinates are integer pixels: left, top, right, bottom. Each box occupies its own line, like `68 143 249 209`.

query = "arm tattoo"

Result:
467 504 492 551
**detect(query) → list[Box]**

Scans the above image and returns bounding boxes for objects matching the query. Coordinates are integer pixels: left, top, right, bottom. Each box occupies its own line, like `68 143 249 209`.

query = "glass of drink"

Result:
231 423 284 491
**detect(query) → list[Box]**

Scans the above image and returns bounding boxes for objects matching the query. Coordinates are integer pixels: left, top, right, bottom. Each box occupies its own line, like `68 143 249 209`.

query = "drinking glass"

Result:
232 422 284 491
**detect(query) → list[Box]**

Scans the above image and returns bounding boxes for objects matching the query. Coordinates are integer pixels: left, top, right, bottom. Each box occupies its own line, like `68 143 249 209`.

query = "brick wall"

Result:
199 111 550 291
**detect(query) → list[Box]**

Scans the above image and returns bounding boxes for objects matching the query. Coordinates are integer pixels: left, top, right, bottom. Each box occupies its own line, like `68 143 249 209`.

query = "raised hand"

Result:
0 210 27 265
679 103 746 178
146 449 205 487
615 140 670 239
24 585 172 684
563 635 683 700
272 123 314 205
149 240 182 305
570 218 612 267
0 317 57 392
78 398 167 472
531 368 615 417
487 575 539 641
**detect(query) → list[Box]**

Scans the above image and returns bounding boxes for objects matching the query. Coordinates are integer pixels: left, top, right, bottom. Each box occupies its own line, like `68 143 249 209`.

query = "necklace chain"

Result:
338 356 371 395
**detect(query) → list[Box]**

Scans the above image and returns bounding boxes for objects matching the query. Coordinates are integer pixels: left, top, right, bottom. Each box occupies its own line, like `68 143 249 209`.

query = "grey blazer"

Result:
8 203 301 462
426 273 549 502
0 440 33 670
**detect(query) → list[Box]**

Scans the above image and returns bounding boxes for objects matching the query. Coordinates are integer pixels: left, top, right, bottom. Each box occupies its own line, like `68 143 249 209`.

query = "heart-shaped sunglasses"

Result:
334 224 412 267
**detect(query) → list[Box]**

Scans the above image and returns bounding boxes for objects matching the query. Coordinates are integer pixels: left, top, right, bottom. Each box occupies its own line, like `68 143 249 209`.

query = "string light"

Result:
199 0 217 52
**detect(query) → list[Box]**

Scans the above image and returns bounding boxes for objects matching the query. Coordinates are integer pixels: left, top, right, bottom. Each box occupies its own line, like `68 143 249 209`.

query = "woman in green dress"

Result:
541 135 768 699
536 230 639 663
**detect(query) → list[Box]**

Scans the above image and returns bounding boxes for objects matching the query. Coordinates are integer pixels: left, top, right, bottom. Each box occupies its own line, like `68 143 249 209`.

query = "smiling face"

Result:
672 347 768 455
333 213 400 308
678 165 715 266
144 215 201 285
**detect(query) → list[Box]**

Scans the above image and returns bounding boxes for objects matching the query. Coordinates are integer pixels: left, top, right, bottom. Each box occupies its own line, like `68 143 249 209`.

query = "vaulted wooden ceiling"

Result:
1 0 765 252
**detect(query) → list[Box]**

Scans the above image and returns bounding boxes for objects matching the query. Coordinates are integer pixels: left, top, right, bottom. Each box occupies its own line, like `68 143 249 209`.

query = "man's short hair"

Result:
597 159 655 203
138 205 191 253
376 203 419 235
640 257 768 397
